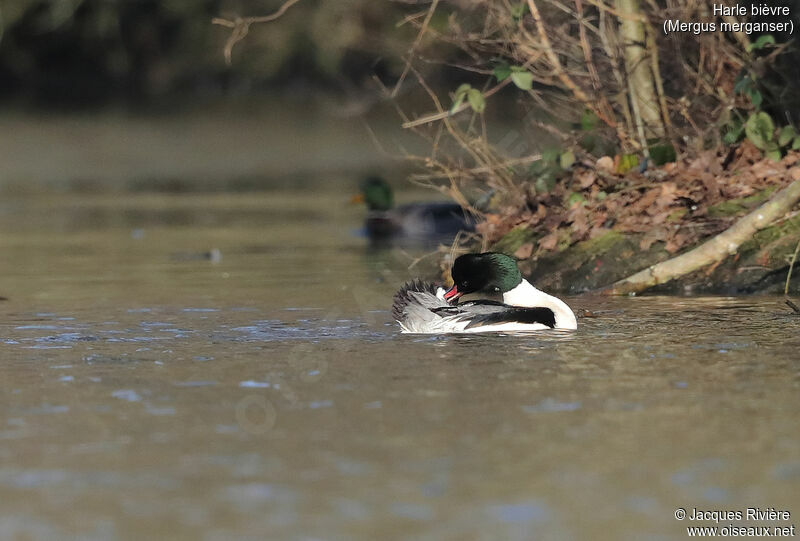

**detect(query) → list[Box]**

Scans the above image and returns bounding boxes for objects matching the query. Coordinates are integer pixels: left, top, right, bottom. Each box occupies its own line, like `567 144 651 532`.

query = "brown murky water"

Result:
1 182 799 540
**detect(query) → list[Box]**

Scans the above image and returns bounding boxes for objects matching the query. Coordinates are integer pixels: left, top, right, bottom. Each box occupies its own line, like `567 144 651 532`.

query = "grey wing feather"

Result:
392 280 452 333
392 280 445 319
392 283 555 332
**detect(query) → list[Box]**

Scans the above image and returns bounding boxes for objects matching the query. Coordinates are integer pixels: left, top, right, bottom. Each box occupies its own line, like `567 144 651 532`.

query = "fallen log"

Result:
599 173 800 295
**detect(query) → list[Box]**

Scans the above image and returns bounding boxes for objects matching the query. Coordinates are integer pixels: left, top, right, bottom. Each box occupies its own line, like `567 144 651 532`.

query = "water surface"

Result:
0 185 798 540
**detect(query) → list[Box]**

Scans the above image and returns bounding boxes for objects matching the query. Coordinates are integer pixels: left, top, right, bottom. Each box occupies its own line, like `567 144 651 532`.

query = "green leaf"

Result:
455 83 471 94
450 84 471 114
596 191 608 201
535 173 555 194
779 126 796 147
723 117 745 145
723 131 740 145
580 109 598 131
578 134 597 153
745 112 775 150
566 192 586 207
747 34 776 52
559 150 575 169
510 70 533 91
450 95 465 114
617 154 638 175
793 136 800 150
748 89 763 108
649 143 677 166
541 149 560 164
510 3 528 21
493 64 511 82
733 74 753 94
766 149 782 162
467 88 486 113
529 160 546 176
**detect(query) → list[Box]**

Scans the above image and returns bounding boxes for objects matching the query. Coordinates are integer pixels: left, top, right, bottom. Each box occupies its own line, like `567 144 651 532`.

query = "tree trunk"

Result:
615 0 665 141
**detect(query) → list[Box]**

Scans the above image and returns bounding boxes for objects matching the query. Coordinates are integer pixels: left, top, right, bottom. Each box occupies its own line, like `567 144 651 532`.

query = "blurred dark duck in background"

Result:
351 176 476 246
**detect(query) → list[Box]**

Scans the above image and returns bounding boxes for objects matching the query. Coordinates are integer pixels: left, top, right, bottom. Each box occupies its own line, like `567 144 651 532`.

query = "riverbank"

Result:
479 143 800 295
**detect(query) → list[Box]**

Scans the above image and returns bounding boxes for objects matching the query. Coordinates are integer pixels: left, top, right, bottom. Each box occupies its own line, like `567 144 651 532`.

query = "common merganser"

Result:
392 252 578 333
352 176 475 246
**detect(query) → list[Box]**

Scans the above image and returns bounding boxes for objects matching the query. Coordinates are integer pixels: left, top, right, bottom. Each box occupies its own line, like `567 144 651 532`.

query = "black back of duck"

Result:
366 202 475 247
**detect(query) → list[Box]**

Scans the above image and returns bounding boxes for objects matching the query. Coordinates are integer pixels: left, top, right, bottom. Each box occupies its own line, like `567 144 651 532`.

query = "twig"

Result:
722 14 752 53
598 9 635 148
392 0 439 98
408 154 543 182
575 0 599 91
524 1 592 111
408 68 482 174
646 26 673 135
396 10 427 28
785 239 800 295
212 0 302 65
405 247 445 271
525 0 637 148
581 0 648 22
402 78 512 129
787 299 800 314
574 0 618 127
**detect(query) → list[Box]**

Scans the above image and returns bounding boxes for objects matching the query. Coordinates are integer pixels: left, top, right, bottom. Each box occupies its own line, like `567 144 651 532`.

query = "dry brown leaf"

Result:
570 206 589 238
662 162 678 174
596 156 614 172
651 210 673 225
539 231 559 251
634 188 661 214
577 170 597 188
665 230 692 253
640 228 666 250
750 160 782 180
665 239 681 253
480 142 799 257
514 242 534 259
589 226 611 239
658 182 678 205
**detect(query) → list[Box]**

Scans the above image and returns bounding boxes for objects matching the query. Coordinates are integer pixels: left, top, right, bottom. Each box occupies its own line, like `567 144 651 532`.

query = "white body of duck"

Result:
392 253 577 334
393 280 577 334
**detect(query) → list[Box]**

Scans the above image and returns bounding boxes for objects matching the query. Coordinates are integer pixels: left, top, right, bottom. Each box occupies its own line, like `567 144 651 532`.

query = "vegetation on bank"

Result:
8 0 798 293
213 0 800 293
384 1 800 294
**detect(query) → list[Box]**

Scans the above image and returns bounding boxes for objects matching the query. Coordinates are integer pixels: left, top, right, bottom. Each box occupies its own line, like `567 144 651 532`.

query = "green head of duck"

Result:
359 177 394 211
450 253 523 296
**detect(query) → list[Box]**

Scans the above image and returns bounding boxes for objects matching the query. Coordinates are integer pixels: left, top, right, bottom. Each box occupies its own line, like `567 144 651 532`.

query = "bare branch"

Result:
402 78 512 129
392 0 439 98
212 0 303 65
